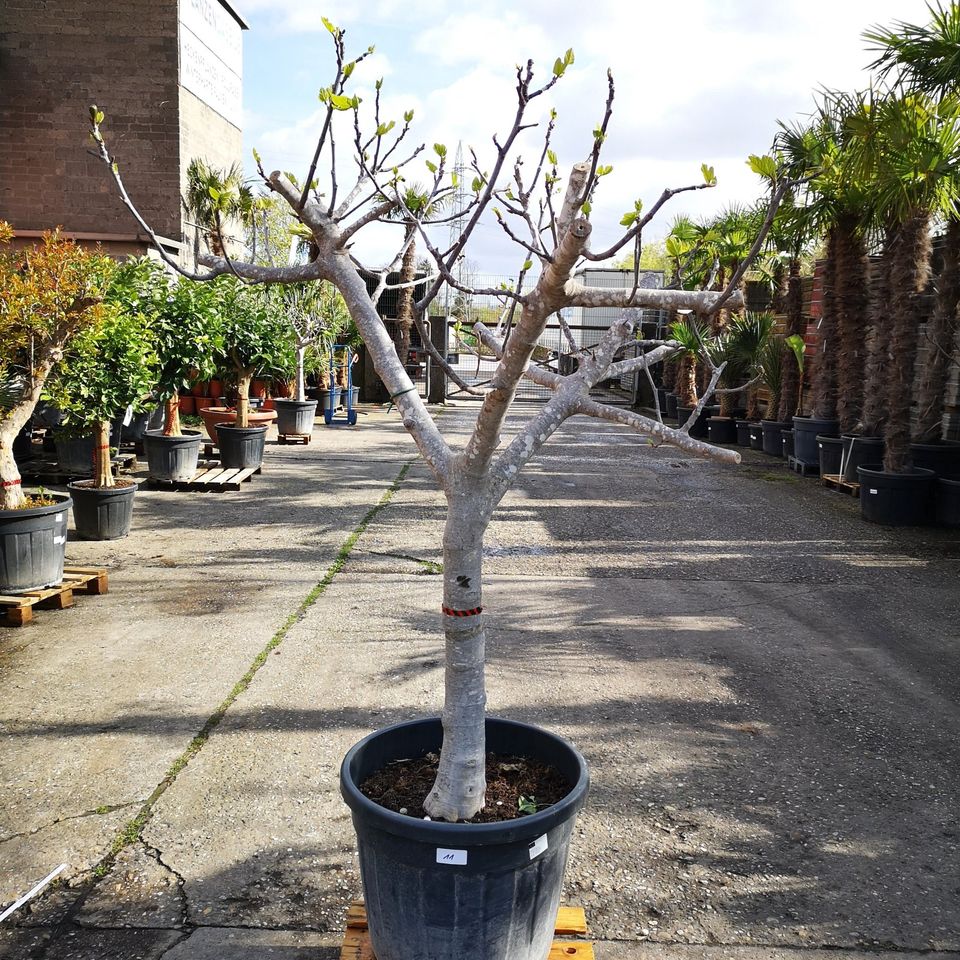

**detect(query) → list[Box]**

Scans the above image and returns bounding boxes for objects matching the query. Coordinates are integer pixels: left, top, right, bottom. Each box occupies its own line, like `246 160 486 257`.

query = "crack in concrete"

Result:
0 800 143 846
141 839 190 928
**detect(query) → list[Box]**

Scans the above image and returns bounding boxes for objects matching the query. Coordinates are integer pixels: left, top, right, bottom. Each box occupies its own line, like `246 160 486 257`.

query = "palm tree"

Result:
668 313 712 408
851 91 960 471
185 159 258 257
867 4 960 442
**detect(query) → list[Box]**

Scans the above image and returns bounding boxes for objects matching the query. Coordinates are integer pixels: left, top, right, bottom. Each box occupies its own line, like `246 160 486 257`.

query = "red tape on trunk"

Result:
442 605 483 618
1 478 21 487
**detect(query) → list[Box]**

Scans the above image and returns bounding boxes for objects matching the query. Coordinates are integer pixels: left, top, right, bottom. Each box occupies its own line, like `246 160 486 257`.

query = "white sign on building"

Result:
179 0 244 127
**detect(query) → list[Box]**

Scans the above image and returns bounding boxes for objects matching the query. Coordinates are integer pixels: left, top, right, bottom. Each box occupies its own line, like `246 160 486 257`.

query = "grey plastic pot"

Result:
274 398 318 436
67 481 137 541
319 387 342 413
143 430 202 482
216 424 267 469
340 716 590 960
0 494 71 592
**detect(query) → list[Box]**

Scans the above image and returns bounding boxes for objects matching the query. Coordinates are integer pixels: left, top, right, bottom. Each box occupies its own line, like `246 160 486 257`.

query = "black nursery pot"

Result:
215 424 267 469
857 465 936 526
67 481 137 541
781 429 795 459
340 716 590 960
817 435 844 477
665 393 679 420
748 423 764 451
793 417 839 468
761 420 790 457
840 435 884 483
935 477 960 528
735 420 755 447
909 440 960 478
676 405 718 439
707 417 737 444
0 494 71 593
143 430 202 482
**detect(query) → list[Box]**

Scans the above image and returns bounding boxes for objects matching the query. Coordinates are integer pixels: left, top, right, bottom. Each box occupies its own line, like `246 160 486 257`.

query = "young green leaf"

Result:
581 201 592 216
620 211 638 227
434 143 447 158
425 159 437 174
522 259 533 271
321 16 339 35
547 149 558 166
403 109 414 123
747 154 777 180
701 163 717 185
553 57 566 78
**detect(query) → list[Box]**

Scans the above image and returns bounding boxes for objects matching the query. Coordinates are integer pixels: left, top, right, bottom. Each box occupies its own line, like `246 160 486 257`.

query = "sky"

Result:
235 0 935 274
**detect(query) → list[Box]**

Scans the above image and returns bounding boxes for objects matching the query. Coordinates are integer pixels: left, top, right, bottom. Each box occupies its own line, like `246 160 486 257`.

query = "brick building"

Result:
0 0 248 260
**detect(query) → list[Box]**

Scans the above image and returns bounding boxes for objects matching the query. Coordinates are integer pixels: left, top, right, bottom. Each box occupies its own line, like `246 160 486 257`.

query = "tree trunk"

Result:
0 424 26 510
913 218 960 442
744 386 761 421
835 214 869 434
424 500 488 822
861 242 893 437
884 212 932 473
235 371 252 428
94 420 114 488
394 223 417 366
778 258 804 421
718 385 736 418
295 345 307 403
163 393 182 437
812 231 839 420
675 354 698 407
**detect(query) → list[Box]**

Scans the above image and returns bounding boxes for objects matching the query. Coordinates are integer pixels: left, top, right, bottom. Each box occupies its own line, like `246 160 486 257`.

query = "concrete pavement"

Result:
1 404 958 959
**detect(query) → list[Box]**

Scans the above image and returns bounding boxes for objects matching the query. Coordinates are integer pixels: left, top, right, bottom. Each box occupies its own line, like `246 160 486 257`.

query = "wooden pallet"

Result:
822 473 860 496
340 901 593 959
277 433 311 445
0 567 108 627
147 464 261 492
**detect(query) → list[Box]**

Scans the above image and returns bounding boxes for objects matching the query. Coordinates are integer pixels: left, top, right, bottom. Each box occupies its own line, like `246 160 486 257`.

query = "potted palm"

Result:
48 259 159 539
143 273 223 482
0 224 106 589
758 334 791 456
214 278 290 469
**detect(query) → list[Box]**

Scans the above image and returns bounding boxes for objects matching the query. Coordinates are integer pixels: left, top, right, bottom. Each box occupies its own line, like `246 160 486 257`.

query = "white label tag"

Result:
528 834 549 860
56 514 65 523
869 489 878 495
436 848 468 866
123 404 134 426
53 536 65 545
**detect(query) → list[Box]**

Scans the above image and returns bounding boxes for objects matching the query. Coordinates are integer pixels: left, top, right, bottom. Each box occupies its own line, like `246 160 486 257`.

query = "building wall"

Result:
0 0 182 242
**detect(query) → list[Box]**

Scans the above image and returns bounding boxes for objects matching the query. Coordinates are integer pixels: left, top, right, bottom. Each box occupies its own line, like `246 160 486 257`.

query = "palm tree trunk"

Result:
676 354 698 406
812 231 840 420
861 239 894 437
835 214 869 434
884 212 932 473
913 218 960 441
778 258 804 421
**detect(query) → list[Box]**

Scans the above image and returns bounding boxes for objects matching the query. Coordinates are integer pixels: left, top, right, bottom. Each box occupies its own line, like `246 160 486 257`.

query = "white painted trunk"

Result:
295 345 307 403
424 501 489 821
0 428 25 510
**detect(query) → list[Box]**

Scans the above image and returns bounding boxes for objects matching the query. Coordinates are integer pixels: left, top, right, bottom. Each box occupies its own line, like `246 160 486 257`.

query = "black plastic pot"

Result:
0 494 71 592
857 465 936 526
781 429 795 459
656 388 669 413
340 716 590 960
143 430 202 482
707 417 737 444
761 420 790 457
817 435 844 477
67 480 137 540
54 434 95 475
909 440 960 477
274 398 318 436
113 407 163 444
749 423 764 451
793 417 838 468
216 424 267 469
665 393 679 420
840 435 884 483
677 404 718 440
13 425 34 462
735 420 756 447
935 477 960 527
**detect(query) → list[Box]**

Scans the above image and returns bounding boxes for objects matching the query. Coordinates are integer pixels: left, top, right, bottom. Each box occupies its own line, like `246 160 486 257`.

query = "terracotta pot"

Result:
191 382 205 397
251 379 267 399
179 395 196 414
263 398 275 411
194 396 216 413
208 379 223 399
198 405 278 440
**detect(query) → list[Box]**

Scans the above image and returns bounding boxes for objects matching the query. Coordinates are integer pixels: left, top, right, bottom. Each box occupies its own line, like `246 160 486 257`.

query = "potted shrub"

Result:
142 273 223 482
47 259 159 539
0 224 106 589
213 278 290 469
93 35 791 958
273 281 349 437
